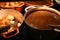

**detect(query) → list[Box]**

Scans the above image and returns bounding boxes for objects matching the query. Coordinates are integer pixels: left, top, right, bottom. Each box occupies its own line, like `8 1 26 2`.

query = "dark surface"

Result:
0 0 60 40
0 25 10 34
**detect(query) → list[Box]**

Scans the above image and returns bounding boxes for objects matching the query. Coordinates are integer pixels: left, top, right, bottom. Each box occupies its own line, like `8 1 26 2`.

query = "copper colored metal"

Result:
24 0 54 7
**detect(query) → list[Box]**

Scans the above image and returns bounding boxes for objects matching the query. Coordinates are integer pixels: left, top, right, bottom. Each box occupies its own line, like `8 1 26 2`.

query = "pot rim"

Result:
24 0 54 7
24 6 60 30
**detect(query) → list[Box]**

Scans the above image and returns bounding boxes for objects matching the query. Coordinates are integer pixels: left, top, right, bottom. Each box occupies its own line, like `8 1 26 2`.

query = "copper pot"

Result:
0 9 23 38
24 0 54 7
0 1 24 12
24 5 60 32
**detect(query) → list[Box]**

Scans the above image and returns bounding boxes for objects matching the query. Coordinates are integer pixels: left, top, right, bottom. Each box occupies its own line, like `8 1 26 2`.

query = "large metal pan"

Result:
24 0 54 7
24 5 60 32
24 5 60 40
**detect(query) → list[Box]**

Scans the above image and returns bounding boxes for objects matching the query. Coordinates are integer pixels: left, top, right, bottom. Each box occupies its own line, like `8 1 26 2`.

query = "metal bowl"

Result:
0 9 24 38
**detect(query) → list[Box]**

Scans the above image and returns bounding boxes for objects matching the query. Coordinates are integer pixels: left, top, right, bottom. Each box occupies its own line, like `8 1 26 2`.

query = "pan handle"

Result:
54 28 60 32
50 26 60 32
25 6 35 12
1 27 19 38
49 24 60 32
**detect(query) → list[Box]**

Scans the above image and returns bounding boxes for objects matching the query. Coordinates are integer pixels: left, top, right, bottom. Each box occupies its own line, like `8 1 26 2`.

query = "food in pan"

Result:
0 1 24 11
25 6 60 31
0 9 23 38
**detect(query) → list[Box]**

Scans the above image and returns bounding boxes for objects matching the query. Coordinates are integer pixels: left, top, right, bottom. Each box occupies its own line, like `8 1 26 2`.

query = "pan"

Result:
0 9 23 38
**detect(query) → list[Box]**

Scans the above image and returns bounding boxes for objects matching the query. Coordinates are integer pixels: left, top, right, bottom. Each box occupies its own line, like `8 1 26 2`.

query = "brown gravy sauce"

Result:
25 10 60 30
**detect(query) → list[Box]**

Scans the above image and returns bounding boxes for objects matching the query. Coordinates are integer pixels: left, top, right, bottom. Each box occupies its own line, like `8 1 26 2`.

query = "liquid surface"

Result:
25 11 60 30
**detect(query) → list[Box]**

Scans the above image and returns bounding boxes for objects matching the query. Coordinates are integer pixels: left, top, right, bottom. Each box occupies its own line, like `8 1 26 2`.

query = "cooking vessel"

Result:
24 0 54 7
0 9 23 38
24 5 60 40
24 5 60 32
0 1 24 12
